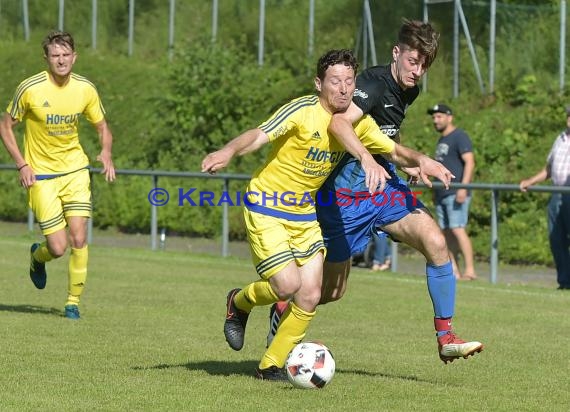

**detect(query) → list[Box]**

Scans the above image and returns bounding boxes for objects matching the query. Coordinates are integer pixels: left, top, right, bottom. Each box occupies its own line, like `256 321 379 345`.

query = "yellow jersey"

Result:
6 71 106 177
246 95 395 221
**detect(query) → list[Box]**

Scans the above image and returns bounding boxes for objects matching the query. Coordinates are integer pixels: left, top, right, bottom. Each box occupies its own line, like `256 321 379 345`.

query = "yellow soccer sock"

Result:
66 246 88 306
33 242 54 263
235 279 279 312
259 302 315 369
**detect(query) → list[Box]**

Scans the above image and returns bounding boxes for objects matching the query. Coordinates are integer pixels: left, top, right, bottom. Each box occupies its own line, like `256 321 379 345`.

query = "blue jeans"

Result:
548 193 570 288
372 232 391 265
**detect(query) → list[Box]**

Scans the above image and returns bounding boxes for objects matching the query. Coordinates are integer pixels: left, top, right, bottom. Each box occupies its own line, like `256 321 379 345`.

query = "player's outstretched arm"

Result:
385 144 453 189
201 128 269 175
329 103 390 193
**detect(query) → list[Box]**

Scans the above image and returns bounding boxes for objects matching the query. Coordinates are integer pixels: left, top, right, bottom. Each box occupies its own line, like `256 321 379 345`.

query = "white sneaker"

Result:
437 331 483 364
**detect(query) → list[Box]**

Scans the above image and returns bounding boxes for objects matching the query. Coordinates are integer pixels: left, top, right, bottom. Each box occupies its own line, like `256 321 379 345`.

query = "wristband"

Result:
17 164 28 171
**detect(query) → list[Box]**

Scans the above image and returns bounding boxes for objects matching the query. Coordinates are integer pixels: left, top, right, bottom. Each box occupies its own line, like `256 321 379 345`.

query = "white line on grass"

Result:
354 270 570 299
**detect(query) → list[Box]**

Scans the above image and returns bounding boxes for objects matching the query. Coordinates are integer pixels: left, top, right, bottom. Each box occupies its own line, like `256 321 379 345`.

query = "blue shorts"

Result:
317 175 424 262
435 194 471 229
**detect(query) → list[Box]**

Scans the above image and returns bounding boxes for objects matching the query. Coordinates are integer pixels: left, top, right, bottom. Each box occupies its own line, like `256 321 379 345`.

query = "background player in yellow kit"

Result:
0 31 115 319
201 49 452 380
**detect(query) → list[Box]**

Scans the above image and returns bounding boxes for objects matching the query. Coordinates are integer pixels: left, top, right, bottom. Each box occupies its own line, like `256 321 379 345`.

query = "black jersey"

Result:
321 65 420 193
353 64 420 142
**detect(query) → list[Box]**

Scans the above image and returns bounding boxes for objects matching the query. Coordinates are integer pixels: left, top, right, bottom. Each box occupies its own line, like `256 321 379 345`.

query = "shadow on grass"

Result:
336 368 432 383
132 360 259 377
0 304 62 316
133 361 434 384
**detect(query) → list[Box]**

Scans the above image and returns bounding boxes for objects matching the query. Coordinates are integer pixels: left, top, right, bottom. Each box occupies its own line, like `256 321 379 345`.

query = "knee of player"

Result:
421 226 446 249
304 287 322 308
48 244 67 258
272 278 302 300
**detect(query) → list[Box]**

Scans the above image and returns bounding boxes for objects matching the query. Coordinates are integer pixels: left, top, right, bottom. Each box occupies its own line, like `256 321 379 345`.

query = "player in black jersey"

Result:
268 20 483 364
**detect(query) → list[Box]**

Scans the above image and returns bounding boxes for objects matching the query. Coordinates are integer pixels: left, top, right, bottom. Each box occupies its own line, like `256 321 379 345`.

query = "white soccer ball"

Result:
285 341 335 389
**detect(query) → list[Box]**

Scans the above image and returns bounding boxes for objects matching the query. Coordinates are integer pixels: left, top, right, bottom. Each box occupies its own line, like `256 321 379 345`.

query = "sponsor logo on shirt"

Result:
46 113 81 125
380 125 399 137
305 146 343 163
354 89 368 99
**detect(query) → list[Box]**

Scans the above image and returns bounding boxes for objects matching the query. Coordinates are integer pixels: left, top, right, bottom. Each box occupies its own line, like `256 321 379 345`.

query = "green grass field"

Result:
1 235 569 411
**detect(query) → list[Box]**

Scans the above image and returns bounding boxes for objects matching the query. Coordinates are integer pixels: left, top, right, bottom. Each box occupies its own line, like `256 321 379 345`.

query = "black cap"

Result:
427 103 453 115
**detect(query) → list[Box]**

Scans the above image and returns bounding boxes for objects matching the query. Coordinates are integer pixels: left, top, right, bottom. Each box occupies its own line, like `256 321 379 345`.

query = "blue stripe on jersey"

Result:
260 95 318 134
35 166 90 181
245 203 316 222
10 73 47 117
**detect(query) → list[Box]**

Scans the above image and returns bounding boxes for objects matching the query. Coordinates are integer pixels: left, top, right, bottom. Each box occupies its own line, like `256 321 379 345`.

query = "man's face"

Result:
392 46 427 89
45 42 76 78
315 64 355 114
432 112 452 133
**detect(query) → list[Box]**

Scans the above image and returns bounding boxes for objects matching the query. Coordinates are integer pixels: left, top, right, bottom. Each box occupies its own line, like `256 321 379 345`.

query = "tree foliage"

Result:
0 0 568 264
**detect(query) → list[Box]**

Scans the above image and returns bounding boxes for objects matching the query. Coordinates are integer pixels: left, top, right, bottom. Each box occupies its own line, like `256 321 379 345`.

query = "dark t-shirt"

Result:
434 128 473 201
323 64 419 193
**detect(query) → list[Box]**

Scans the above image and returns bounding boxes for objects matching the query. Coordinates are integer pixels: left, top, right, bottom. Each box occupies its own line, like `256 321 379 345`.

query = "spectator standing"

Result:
429 104 477 280
519 106 570 290
371 231 391 271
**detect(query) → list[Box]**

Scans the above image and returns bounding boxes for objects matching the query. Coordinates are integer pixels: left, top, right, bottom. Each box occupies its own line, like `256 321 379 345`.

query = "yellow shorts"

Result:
243 207 326 280
29 169 91 235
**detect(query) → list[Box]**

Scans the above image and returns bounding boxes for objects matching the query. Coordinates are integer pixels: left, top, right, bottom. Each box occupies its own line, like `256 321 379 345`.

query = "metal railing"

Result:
2 164 570 284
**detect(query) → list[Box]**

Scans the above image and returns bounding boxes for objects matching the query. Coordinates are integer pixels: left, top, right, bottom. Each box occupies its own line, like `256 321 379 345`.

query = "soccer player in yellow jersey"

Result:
0 31 115 320
201 49 452 380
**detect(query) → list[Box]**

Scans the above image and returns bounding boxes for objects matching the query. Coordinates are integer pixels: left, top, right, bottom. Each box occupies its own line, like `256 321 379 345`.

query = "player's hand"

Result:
361 154 391 193
417 157 454 189
201 148 233 175
97 151 115 182
18 165 36 189
400 166 420 185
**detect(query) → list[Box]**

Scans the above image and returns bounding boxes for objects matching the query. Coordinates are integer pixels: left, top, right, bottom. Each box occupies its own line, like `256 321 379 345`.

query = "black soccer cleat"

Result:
224 288 249 351
255 366 288 381
29 243 47 289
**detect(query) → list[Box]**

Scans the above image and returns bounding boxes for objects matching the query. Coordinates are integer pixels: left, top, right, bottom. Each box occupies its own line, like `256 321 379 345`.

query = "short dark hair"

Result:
42 31 75 55
316 49 358 81
398 19 440 69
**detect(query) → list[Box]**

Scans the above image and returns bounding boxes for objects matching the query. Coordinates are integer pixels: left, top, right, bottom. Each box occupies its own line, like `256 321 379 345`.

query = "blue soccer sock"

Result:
426 261 456 336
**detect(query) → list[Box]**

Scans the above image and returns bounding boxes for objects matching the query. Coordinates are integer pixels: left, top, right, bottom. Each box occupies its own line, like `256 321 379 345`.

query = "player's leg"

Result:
258 250 323 380
320 260 351 304
60 170 92 319
382 209 483 363
225 210 296 351
64 216 88 319
266 257 350 347
28 178 68 289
